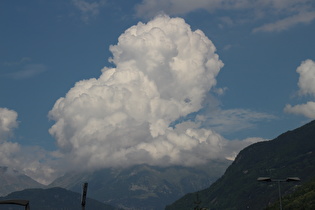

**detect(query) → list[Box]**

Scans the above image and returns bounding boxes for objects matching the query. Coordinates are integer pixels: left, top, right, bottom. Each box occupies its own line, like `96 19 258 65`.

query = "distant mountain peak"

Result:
49 161 231 209
0 166 22 177
0 166 44 197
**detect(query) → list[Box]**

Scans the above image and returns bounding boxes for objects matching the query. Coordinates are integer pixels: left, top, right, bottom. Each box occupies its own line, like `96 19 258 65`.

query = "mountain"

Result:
0 166 44 196
166 120 315 209
49 161 230 209
0 187 118 210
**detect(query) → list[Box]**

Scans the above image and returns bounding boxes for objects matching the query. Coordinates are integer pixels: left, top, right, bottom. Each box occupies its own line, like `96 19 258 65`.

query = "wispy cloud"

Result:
196 108 276 135
3 57 31 67
135 0 315 32
2 58 47 80
253 11 315 33
7 64 47 80
71 0 106 23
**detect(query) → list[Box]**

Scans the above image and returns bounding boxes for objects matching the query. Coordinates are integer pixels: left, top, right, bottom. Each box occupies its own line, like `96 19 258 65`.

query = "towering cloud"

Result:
48 15 229 170
285 59 315 119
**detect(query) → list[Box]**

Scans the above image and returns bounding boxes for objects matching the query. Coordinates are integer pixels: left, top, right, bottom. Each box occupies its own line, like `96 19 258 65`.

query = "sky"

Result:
1 0 315 185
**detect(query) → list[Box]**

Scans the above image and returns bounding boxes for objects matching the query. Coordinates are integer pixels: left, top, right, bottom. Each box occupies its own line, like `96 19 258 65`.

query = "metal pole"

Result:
277 181 282 210
81 182 88 210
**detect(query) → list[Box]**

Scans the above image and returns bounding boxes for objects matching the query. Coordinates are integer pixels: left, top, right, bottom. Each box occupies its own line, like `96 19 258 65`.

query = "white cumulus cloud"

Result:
0 108 18 142
296 59 315 97
285 59 315 119
48 15 232 170
0 142 60 185
0 107 60 184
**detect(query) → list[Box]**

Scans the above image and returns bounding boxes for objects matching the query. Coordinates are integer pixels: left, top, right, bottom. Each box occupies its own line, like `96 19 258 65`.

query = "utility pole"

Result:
81 182 88 210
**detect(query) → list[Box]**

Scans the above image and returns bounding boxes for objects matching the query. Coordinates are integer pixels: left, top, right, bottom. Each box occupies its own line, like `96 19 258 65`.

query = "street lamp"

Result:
257 177 300 210
0 200 30 210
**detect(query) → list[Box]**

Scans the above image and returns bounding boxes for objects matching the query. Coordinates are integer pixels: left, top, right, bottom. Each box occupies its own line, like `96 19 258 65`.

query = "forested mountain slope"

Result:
166 120 315 210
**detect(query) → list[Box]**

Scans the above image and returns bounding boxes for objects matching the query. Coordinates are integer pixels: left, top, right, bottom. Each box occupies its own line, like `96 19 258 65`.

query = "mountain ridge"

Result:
166 120 315 209
49 161 231 209
0 187 118 210
0 166 44 197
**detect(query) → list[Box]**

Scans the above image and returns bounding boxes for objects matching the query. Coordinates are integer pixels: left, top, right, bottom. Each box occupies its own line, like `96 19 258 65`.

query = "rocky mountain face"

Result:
166 120 315 210
49 160 230 209
0 166 44 196
0 187 118 210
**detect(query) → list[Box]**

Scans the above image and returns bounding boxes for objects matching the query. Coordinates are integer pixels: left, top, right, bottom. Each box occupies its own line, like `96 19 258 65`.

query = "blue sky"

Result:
1 0 315 184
